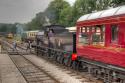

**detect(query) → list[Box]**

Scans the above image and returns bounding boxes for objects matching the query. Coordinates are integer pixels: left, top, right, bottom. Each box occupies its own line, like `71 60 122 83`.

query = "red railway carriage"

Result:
75 6 125 82
76 6 125 68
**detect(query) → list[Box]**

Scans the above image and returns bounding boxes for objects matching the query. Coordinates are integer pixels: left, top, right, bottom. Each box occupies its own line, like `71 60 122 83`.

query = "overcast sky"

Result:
0 0 75 23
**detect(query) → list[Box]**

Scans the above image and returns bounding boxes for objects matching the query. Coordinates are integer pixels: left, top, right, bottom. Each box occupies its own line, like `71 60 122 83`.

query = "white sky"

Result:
0 0 76 23
66 0 76 6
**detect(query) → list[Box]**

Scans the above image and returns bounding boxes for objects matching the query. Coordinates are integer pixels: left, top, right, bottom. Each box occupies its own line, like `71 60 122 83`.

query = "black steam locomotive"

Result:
36 25 73 51
34 25 75 66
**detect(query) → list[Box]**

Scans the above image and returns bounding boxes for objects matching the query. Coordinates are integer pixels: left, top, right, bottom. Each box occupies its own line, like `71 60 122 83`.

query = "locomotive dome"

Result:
77 5 125 22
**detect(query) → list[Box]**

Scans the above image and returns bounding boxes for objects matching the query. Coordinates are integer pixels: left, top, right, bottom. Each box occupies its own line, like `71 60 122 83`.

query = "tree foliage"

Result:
112 0 125 7
26 12 46 30
0 23 26 35
25 0 125 30
2 0 125 32
45 0 72 26
58 5 73 26
0 23 17 34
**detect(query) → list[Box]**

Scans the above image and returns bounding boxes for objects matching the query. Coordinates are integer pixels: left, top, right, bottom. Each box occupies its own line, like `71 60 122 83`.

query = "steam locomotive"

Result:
34 6 125 83
36 25 73 51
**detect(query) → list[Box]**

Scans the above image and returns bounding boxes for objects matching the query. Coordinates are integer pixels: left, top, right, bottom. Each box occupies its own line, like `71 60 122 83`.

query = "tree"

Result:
45 0 72 25
26 12 46 30
111 0 125 7
0 24 7 32
0 24 14 33
59 5 73 26
26 0 73 28
71 0 113 26
10 24 17 34
95 0 113 10
26 0 125 29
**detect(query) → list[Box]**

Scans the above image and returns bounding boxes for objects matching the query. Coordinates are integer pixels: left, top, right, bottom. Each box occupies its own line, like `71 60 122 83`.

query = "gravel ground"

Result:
0 54 27 83
24 55 98 83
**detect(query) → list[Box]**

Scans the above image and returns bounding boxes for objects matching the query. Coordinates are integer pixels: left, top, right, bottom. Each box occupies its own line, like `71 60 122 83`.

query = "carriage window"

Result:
79 33 89 45
79 27 89 45
92 25 105 46
111 25 118 42
80 27 85 33
79 26 105 46
87 27 89 32
92 27 95 32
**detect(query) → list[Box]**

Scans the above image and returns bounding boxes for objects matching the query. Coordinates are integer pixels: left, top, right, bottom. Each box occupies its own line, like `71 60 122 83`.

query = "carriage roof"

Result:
77 5 125 22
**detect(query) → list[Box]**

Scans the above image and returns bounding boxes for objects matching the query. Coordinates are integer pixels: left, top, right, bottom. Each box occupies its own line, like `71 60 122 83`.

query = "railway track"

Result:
2 41 59 83
9 55 59 83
